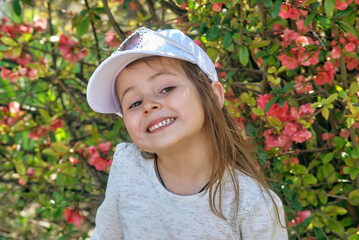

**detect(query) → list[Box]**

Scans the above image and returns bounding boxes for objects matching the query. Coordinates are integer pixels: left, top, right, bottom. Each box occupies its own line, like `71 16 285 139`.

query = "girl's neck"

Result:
155 137 213 195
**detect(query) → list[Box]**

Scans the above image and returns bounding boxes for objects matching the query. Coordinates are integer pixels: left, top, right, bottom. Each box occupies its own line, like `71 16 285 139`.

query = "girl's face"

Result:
115 58 207 154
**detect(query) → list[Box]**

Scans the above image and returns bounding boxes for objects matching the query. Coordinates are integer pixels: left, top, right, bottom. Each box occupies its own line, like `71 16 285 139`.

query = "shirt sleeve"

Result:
238 190 288 240
91 143 128 240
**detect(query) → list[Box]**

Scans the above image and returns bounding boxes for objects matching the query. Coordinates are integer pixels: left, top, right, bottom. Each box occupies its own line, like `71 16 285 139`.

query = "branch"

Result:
101 0 127 40
85 0 102 64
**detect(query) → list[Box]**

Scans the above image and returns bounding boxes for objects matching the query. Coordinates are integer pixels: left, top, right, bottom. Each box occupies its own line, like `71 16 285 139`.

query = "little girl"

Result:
87 27 288 239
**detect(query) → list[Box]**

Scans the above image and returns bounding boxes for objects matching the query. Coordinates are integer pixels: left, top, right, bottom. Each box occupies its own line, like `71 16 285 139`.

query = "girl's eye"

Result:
129 101 142 109
160 87 175 93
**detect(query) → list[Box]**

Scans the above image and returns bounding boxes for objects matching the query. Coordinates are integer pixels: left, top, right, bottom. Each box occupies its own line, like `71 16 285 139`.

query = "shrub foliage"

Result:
0 0 359 239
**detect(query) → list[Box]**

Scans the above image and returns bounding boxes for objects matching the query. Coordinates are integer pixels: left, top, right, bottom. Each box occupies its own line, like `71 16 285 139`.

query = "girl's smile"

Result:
115 58 208 154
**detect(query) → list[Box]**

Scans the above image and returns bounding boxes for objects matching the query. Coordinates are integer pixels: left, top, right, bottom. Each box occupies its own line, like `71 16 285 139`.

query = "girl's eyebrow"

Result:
120 71 177 103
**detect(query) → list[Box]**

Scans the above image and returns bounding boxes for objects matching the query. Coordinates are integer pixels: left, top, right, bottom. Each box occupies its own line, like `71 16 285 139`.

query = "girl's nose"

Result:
142 101 161 115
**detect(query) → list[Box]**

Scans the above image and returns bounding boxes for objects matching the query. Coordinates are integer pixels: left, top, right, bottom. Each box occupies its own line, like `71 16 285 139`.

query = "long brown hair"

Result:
123 56 284 225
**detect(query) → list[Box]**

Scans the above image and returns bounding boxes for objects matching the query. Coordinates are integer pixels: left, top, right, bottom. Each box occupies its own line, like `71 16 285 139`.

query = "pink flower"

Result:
336 0 348 10
313 72 329 85
282 157 299 165
294 75 313 94
59 34 88 63
297 210 311 223
263 129 292 150
1 67 19 83
34 18 47 32
345 43 356 52
296 20 310 34
212 2 223 12
98 141 112 156
19 24 33 34
50 118 64 132
278 4 300 20
181 1 187 9
299 103 315 117
277 54 298 70
105 30 119 48
9 101 20 114
26 167 35 177
340 129 350 138
63 208 85 226
283 122 297 137
215 62 227 78
292 130 312 143
193 40 201 47
69 155 80 164
345 56 359 70
27 68 38 80
28 126 50 140
18 177 27 186
322 133 334 140
331 46 341 59
93 157 111 171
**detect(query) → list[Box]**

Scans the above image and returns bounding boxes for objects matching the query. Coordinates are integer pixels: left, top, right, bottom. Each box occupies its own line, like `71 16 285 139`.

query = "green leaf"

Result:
325 93 338 105
303 174 318 186
39 109 51 121
239 45 249 66
337 20 358 36
223 32 233 49
1 36 17 46
324 0 336 18
248 40 271 48
51 142 69 154
334 137 344 150
333 6 353 19
351 147 359 159
264 0 272 8
283 82 295 94
322 152 334 164
264 96 279 113
77 16 90 38
271 0 282 17
348 189 359 205
12 0 21 16
208 26 221 41
349 168 357 180
322 107 329 120
304 12 316 27
302 0 319 6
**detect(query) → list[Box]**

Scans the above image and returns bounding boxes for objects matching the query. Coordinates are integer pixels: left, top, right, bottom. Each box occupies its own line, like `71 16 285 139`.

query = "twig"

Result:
85 0 102 64
101 0 127 40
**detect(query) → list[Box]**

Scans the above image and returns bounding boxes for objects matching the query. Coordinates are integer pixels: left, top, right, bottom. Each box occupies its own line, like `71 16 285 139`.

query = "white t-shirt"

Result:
91 142 288 240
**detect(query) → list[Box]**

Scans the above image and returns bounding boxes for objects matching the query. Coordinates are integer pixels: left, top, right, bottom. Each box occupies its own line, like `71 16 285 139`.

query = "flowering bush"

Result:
0 0 359 239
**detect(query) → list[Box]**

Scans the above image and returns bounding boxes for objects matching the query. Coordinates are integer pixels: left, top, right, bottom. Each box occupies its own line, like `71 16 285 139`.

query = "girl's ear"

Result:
211 81 225 108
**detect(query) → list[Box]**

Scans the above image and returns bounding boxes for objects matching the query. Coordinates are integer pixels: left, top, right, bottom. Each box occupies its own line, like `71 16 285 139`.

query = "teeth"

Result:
148 118 175 132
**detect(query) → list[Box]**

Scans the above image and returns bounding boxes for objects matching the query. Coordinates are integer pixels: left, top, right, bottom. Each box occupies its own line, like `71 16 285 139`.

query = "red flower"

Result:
93 157 111 171
69 155 80 164
34 18 47 32
50 118 64 132
59 34 88 63
9 101 20 114
331 46 341 59
212 2 223 12
336 0 348 10
289 210 311 226
98 141 112 156
18 177 27 186
278 3 300 20
294 75 313 94
28 126 50 140
105 30 119 48
313 72 329 86
1 67 19 83
277 54 298 70
292 130 312 143
26 167 35 177
63 208 85 226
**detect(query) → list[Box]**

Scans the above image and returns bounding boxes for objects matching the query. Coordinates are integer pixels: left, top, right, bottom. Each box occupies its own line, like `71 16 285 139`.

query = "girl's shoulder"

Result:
232 170 283 213
111 142 147 173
